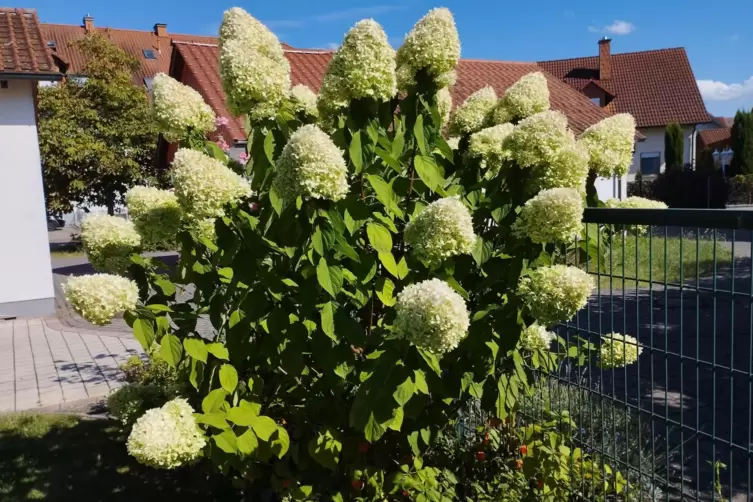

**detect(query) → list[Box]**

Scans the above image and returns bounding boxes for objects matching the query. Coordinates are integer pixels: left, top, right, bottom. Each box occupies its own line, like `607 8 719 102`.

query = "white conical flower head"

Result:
219 7 285 63
605 196 667 234
437 87 452 125
468 123 515 174
580 113 637 177
500 72 550 120
449 86 498 136
599 333 643 368
81 214 141 275
405 198 476 265
171 149 251 220
290 84 319 118
396 8 460 89
514 188 584 244
125 187 182 250
274 124 349 201
63 274 138 326
518 265 593 326
520 324 556 351
394 278 470 355
151 73 215 142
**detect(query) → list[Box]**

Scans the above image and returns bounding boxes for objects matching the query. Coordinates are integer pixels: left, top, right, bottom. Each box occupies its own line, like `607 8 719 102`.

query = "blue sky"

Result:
28 0 753 117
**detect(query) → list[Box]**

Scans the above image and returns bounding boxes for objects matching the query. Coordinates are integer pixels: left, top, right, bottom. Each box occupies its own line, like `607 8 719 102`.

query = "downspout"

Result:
691 124 698 170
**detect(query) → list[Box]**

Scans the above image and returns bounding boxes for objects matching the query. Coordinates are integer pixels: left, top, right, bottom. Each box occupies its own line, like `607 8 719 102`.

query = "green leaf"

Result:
408 431 421 456
239 398 261 417
189 358 204 390
321 302 336 341
292 485 313 500
155 316 170 337
227 406 256 426
237 430 259 455
378 252 399 278
270 427 290 459
160 334 182 368
219 364 239 393
334 238 360 262
496 375 509 420
414 114 428 155
207 343 229 361
308 429 342 470
418 349 441 376
420 427 431 446
375 277 396 306
414 369 429 394
316 257 343 298
375 147 402 172
364 413 387 443
269 186 283 215
205 141 227 161
264 131 276 164
183 338 208 363
202 388 228 414
388 406 404 431
250 415 278 441
349 130 363 173
146 304 172 313
133 318 155 351
213 430 238 453
397 257 409 280
472 237 493 267
366 175 402 217
393 377 415 406
366 223 392 253
413 155 445 194
372 212 398 233
195 412 229 430
312 224 336 257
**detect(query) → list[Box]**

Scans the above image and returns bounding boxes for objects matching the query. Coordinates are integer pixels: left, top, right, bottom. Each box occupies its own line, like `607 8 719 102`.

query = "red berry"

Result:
519 445 528 455
402 490 410 497
516 459 523 470
281 479 292 489
537 479 544 490
358 441 370 453
483 431 489 445
352 479 364 490
475 451 486 461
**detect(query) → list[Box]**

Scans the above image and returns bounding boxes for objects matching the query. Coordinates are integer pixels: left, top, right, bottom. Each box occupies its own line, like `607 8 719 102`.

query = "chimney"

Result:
598 37 612 80
154 23 167 37
83 15 94 33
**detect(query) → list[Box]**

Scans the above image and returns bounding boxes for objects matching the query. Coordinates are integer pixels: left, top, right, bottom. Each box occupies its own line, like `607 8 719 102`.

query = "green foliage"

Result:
730 109 753 176
663 122 685 171
108 383 170 427
126 70 621 498
38 33 159 214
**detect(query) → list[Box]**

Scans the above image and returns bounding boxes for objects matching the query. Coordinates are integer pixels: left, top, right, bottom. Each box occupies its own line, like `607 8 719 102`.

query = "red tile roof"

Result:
538 48 712 128
173 43 615 143
0 8 59 77
698 128 732 150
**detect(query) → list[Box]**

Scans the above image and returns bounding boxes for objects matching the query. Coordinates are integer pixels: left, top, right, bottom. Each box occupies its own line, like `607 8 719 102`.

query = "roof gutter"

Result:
0 72 63 81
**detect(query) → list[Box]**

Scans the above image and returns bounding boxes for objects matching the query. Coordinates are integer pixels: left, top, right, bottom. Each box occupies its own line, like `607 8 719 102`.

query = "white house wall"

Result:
627 125 696 181
0 79 55 316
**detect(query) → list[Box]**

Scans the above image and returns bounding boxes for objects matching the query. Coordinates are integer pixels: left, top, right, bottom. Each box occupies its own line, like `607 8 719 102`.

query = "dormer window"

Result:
143 49 157 60
590 97 601 106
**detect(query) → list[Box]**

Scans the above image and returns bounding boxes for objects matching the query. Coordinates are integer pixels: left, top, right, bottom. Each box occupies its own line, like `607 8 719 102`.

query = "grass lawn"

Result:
0 414 238 501
573 232 733 289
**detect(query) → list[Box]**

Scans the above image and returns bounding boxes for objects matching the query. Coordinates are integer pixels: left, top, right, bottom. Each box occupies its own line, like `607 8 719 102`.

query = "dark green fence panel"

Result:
519 208 753 501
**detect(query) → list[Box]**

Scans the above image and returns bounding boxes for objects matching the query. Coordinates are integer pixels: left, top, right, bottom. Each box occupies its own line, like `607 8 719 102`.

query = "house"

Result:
697 117 734 171
163 41 617 169
539 38 713 190
0 8 61 317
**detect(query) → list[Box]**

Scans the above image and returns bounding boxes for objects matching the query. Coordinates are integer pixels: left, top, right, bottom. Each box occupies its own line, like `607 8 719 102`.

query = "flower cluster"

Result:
290 84 319 118
605 196 667 234
171 148 252 220
580 114 637 177
127 398 206 469
405 198 476 265
219 7 290 120
125 187 182 250
468 123 514 173
187 218 217 244
506 111 589 193
394 278 470 355
498 72 550 120
599 333 642 368
81 214 141 274
274 124 349 201
63 274 138 326
518 265 593 326
449 86 498 136
151 73 216 143
437 87 452 126
514 188 583 244
316 20 396 119
396 8 460 89
520 323 556 351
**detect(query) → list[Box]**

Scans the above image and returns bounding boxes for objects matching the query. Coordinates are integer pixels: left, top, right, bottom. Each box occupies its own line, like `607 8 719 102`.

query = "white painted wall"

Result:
627 125 697 181
0 79 55 316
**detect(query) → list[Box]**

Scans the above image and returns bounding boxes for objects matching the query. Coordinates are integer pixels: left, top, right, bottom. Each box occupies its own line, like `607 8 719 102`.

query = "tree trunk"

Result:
586 169 599 207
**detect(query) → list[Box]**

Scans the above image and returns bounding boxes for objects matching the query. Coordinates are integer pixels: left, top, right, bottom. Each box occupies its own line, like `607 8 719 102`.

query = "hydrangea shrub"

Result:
64 6 650 499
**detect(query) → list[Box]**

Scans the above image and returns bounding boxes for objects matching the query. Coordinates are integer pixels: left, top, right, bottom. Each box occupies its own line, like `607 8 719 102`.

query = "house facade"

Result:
539 39 713 195
0 8 61 317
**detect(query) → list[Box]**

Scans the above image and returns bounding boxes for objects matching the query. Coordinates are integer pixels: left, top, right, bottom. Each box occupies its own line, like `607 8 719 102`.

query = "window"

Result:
144 77 154 92
589 96 601 106
143 49 157 60
640 152 661 175
46 40 57 49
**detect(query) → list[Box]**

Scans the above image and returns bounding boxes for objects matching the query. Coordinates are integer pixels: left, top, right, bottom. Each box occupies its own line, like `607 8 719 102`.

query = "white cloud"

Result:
697 77 753 101
267 4 405 29
588 20 636 35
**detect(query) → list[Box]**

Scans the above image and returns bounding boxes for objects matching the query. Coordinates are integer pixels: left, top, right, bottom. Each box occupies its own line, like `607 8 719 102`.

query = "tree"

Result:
730 109 753 176
664 122 685 171
38 33 159 214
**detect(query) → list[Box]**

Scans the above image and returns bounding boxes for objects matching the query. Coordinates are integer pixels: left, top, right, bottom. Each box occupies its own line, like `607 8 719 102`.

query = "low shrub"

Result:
108 383 172 427
650 169 729 208
728 175 753 205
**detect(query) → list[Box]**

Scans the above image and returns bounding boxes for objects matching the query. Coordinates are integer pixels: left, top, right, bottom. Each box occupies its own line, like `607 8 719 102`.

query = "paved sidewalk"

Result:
0 317 144 413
